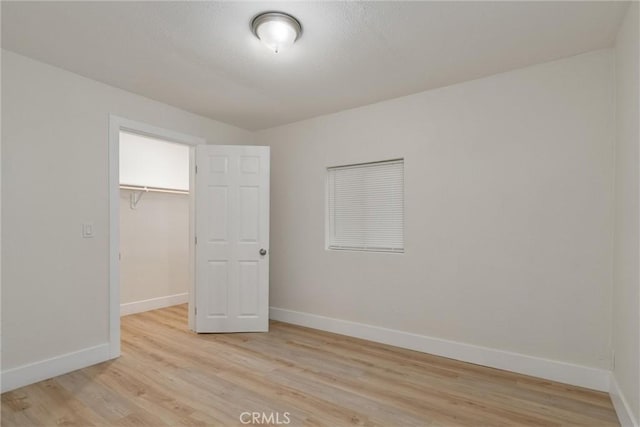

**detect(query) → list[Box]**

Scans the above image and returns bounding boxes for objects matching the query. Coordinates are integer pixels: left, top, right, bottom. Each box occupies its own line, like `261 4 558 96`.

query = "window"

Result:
327 159 404 253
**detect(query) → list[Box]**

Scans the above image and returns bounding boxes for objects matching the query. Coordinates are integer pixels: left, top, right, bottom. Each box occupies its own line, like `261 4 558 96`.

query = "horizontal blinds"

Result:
327 159 404 253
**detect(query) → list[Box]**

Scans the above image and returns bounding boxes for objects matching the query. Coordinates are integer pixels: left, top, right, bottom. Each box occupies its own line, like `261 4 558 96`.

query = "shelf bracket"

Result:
129 187 148 209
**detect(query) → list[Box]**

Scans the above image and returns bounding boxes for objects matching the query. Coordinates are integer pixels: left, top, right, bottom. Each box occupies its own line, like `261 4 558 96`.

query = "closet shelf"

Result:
120 184 189 195
120 185 189 209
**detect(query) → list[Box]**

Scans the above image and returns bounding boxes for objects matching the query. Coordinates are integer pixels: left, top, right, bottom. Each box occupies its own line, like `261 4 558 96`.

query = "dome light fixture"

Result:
251 12 302 54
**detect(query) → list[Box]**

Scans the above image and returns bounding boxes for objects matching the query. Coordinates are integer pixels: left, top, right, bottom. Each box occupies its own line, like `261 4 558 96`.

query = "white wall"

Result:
1 49 252 373
120 131 190 191
612 2 640 424
0 39 629 400
259 50 615 374
120 190 189 308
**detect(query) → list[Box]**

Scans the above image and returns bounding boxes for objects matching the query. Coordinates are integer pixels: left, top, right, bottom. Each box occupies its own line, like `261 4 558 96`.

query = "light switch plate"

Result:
82 222 94 238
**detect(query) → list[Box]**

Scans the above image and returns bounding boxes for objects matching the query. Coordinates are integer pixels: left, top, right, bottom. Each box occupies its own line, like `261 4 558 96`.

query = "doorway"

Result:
108 116 271 359
119 131 191 316
108 116 203 358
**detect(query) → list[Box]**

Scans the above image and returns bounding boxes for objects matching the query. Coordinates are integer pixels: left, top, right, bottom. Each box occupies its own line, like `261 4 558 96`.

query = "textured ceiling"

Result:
1 1 629 130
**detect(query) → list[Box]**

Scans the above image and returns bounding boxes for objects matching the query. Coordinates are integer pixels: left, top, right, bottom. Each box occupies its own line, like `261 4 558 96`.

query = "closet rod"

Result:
120 184 189 195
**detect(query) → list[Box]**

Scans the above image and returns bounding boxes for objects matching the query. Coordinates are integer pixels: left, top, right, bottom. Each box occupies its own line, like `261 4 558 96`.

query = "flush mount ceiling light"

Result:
251 12 302 54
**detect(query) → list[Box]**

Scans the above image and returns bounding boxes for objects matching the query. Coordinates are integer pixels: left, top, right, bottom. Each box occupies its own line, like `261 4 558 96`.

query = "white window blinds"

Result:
327 159 404 253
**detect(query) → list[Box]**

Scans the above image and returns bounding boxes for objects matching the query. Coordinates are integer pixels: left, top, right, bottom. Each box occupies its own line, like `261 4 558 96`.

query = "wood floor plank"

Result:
1 304 619 426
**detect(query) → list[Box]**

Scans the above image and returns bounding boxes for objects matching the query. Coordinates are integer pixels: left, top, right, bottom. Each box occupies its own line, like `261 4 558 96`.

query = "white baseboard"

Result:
610 373 639 426
269 307 610 392
120 292 188 316
1 343 111 393
1 292 187 393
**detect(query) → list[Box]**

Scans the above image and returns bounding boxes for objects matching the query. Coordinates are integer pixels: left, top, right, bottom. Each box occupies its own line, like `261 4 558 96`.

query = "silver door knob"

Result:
259 248 267 256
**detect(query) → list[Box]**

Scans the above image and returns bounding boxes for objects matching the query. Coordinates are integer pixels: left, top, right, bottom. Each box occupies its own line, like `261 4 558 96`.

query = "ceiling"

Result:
1 1 629 131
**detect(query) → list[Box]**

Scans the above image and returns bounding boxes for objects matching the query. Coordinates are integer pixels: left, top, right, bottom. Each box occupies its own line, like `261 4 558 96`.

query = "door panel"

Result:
238 261 259 316
195 145 269 332
239 186 259 242
208 186 229 242
207 261 228 316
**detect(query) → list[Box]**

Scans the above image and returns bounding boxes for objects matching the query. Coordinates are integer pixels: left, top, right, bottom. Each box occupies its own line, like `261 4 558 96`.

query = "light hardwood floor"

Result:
2 304 619 426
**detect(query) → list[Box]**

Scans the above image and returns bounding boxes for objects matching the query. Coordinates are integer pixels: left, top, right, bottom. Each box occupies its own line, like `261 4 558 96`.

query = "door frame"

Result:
108 115 205 358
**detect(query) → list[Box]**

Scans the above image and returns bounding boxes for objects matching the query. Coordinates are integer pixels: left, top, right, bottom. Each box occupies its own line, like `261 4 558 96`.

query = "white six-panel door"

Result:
195 145 269 332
